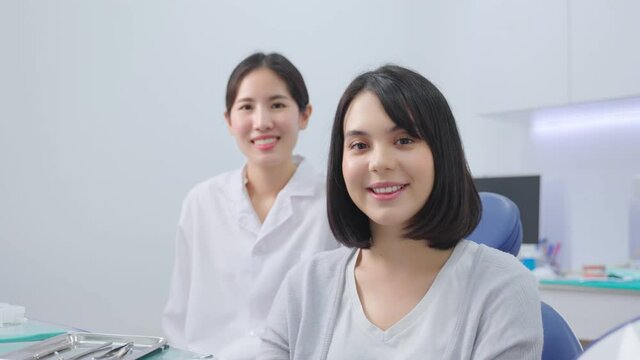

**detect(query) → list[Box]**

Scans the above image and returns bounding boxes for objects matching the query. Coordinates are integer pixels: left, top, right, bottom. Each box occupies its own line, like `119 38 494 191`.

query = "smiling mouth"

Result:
367 184 408 194
251 136 279 145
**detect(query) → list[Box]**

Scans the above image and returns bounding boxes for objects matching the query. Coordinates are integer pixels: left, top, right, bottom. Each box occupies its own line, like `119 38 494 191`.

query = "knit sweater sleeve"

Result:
259 264 298 360
258 247 351 360
471 268 543 360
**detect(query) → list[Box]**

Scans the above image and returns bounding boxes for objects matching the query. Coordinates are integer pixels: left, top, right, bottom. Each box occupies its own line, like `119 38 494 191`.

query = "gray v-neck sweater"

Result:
259 240 543 360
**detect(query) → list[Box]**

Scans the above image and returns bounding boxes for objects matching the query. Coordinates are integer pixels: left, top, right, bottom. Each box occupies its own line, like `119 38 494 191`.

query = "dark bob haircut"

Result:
327 65 480 250
225 52 309 114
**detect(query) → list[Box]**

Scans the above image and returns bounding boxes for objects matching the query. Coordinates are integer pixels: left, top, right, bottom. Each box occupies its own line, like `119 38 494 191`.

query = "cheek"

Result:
342 155 365 190
229 118 251 135
281 113 303 133
285 122 301 136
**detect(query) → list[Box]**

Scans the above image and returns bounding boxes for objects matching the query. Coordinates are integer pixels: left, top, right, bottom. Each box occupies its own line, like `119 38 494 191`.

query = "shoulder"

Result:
459 241 540 315
456 241 539 301
183 168 242 203
291 247 352 278
272 247 352 323
462 240 534 281
290 156 326 196
455 242 543 358
178 168 243 223
282 247 352 291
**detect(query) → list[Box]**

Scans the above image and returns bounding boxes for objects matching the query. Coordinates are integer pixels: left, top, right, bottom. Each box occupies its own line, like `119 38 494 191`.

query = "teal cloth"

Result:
146 346 213 359
540 278 640 291
0 341 36 354
0 319 66 343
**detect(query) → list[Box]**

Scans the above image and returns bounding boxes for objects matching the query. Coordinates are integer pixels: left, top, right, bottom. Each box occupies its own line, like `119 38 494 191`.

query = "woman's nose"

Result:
253 106 274 131
368 145 396 172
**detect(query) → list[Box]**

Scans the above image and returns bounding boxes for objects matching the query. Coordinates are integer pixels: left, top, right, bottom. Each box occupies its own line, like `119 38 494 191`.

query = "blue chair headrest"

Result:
467 192 523 256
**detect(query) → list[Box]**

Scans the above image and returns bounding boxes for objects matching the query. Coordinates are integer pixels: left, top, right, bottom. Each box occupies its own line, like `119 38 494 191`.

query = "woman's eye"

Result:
395 137 414 145
272 102 286 109
238 104 252 111
349 142 368 150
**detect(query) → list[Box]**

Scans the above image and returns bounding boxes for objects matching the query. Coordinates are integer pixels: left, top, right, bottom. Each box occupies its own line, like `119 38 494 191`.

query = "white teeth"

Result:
254 137 276 145
372 185 403 194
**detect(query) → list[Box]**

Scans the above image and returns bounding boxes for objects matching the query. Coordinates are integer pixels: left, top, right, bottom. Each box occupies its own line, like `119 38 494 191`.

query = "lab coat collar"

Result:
229 155 321 235
278 155 320 198
236 155 319 198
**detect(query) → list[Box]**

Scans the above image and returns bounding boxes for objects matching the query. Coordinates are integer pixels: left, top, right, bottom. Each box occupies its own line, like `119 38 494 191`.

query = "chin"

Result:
367 213 411 228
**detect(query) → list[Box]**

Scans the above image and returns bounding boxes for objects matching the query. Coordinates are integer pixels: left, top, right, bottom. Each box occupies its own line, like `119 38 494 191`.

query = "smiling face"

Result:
342 91 435 229
225 67 310 169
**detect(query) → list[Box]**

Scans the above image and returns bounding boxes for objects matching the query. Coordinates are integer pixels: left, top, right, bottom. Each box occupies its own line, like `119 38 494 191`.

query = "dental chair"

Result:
467 192 583 360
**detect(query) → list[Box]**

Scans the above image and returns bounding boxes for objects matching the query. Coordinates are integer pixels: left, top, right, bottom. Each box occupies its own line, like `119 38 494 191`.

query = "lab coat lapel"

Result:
228 165 261 235
258 191 293 238
258 157 317 237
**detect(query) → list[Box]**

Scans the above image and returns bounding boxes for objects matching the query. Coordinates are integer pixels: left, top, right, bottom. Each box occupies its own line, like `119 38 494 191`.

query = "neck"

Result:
361 223 454 273
245 157 297 197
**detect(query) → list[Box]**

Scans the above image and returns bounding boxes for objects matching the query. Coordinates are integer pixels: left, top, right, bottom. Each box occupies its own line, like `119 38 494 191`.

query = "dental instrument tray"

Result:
1 332 167 360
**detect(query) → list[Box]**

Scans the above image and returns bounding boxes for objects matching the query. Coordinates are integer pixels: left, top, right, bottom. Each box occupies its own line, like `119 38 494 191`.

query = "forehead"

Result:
236 67 290 99
344 91 397 133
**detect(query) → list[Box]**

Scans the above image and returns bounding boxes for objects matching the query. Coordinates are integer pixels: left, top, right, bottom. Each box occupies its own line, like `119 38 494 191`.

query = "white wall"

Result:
531 99 640 270
0 0 534 336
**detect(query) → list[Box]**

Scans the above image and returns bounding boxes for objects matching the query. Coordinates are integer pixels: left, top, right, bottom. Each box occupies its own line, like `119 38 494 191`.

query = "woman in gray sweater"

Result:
259 65 543 359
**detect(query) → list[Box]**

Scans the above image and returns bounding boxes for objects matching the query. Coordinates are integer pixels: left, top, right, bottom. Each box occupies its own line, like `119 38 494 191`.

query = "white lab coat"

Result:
162 156 339 359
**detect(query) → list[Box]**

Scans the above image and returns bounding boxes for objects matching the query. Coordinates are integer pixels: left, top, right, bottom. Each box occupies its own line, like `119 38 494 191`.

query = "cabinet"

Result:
473 0 640 114
569 0 640 103
472 0 569 114
540 282 640 340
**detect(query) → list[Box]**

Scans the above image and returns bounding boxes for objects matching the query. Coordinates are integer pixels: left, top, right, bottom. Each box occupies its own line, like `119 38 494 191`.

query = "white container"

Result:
0 303 26 327
518 243 541 270
630 176 640 268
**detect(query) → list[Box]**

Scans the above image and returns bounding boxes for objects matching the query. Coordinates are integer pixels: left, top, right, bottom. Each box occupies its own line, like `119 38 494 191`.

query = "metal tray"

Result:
1 332 167 360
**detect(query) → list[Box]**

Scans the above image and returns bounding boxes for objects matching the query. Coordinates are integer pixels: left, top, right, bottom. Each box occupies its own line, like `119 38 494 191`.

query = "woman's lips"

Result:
251 136 279 151
367 183 408 201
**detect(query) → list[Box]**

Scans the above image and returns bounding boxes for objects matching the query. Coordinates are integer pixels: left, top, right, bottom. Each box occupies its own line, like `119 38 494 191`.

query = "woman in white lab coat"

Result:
162 52 339 360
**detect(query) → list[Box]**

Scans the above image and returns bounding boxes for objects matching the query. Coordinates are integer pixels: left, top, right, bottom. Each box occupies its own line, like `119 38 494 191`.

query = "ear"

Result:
298 104 312 130
224 111 234 135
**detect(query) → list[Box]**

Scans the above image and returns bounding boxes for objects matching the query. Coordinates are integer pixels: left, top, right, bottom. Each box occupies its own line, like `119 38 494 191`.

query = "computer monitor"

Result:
473 175 540 244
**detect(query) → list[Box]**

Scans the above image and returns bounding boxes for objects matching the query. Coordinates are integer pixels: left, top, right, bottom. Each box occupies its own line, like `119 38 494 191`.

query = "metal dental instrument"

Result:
64 342 113 360
92 342 133 360
30 339 73 360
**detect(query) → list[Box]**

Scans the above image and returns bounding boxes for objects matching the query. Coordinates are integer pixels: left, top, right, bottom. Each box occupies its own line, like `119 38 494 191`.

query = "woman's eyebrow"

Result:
235 94 290 103
388 125 405 133
269 94 289 101
345 129 368 137
345 126 403 138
